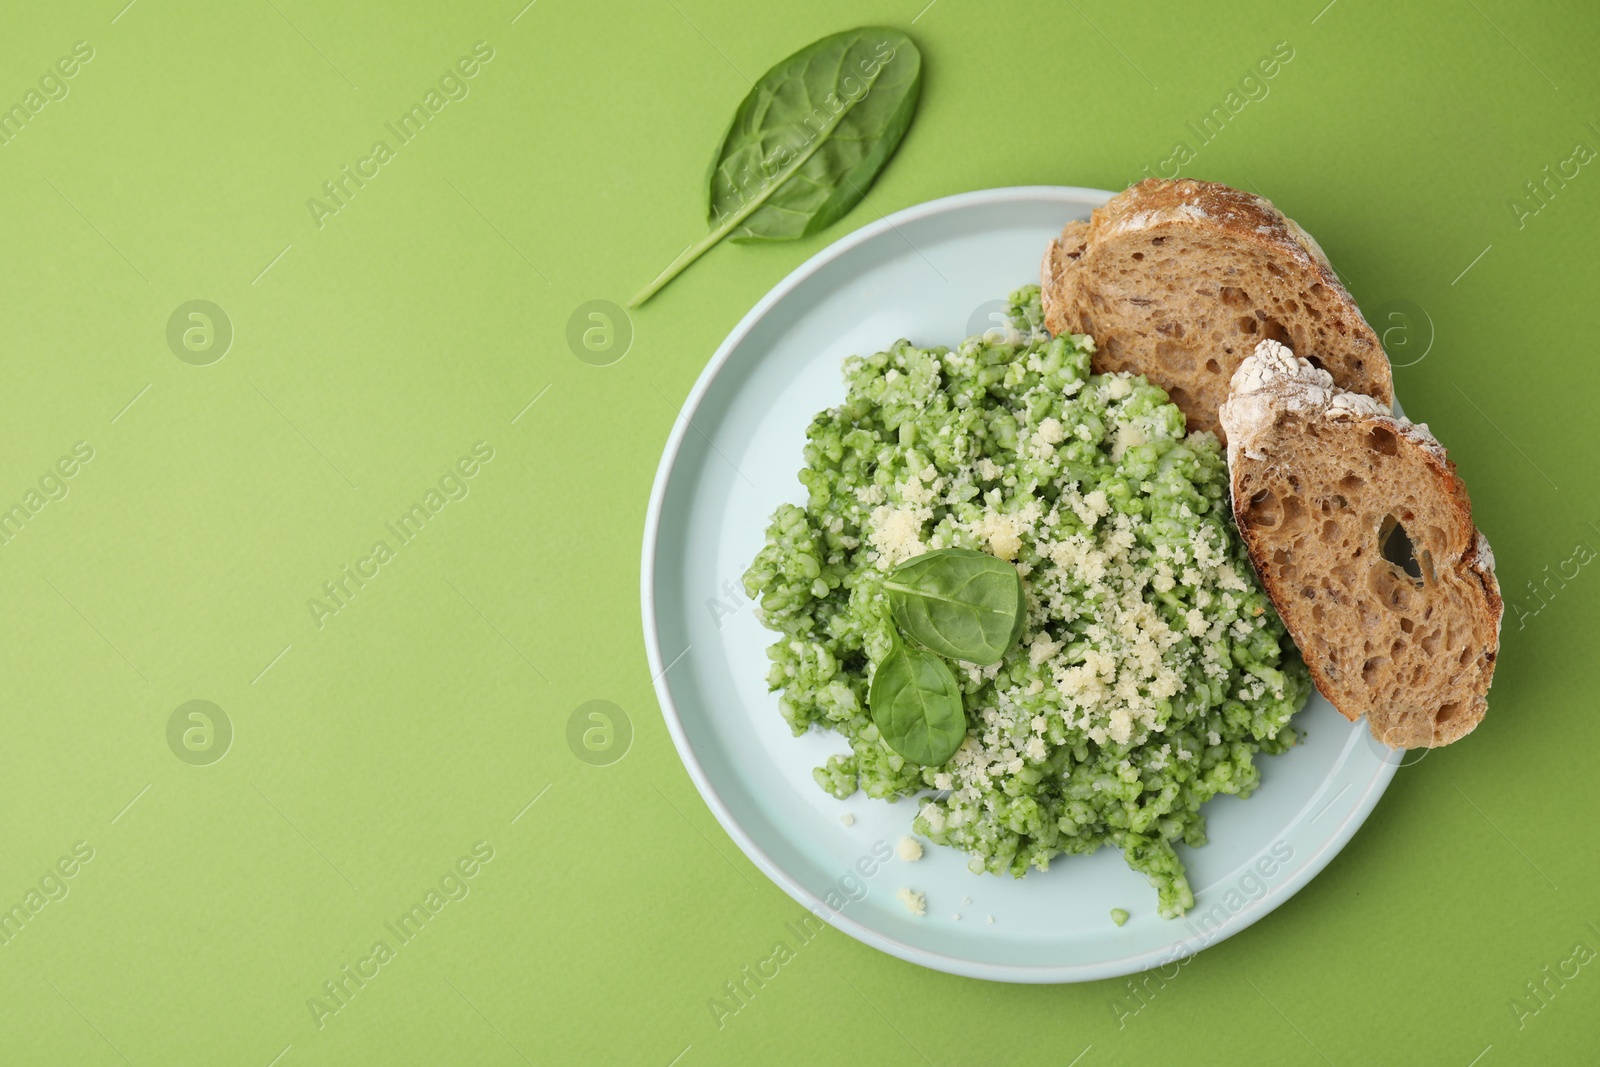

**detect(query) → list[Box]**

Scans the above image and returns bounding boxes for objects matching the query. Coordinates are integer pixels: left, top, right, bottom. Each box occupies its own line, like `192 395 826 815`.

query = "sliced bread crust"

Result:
1219 341 1501 748
1041 178 1394 441
1040 218 1089 304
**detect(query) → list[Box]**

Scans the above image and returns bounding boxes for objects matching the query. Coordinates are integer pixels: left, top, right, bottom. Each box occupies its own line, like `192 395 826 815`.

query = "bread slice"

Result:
1219 340 1502 748
1041 178 1394 441
1041 218 1089 293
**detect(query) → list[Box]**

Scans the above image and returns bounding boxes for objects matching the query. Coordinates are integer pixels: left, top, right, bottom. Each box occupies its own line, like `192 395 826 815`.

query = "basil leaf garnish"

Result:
630 27 922 306
869 640 966 766
884 548 1026 666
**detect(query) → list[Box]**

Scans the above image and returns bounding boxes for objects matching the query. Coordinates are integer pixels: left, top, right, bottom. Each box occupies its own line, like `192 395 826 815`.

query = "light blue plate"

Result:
641 186 1401 983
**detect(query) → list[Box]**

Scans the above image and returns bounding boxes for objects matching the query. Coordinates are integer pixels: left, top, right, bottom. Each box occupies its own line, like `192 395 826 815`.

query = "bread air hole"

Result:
1278 493 1307 534
1437 700 1463 724
1245 489 1281 528
1257 316 1293 346
1379 516 1424 585
1371 565 1415 613
1368 426 1399 456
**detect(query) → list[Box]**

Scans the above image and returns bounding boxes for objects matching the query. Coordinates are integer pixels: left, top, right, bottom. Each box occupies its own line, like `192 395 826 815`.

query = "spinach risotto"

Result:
742 286 1312 917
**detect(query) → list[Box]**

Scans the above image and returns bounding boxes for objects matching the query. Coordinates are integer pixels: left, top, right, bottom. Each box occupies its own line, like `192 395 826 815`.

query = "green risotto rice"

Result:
743 286 1311 917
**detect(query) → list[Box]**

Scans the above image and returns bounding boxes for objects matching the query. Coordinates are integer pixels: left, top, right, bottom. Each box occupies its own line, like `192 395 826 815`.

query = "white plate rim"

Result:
640 185 1401 983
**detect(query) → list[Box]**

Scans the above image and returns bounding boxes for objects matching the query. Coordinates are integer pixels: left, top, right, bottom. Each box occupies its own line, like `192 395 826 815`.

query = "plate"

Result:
641 186 1401 983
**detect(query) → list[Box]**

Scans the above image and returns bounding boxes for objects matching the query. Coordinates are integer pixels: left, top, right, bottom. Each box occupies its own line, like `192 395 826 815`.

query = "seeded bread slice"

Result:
1219 341 1502 748
1041 178 1394 441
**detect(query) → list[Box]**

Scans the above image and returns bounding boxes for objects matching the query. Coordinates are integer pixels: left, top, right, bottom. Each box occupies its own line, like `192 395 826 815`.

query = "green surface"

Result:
0 0 1594 1064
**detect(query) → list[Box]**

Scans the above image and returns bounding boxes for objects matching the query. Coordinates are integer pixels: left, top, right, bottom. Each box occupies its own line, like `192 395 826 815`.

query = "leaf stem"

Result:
628 210 749 308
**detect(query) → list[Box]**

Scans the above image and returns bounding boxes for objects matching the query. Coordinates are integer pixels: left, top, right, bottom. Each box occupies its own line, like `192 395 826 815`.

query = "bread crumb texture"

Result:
1219 341 1502 748
1040 178 1392 442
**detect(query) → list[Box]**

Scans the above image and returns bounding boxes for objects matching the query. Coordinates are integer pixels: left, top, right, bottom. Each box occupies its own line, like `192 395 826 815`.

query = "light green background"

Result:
1 0 1595 1063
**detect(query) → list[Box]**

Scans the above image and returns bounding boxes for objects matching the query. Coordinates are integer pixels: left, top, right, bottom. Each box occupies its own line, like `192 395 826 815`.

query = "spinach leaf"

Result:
884 548 1026 665
869 639 966 766
629 27 922 306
